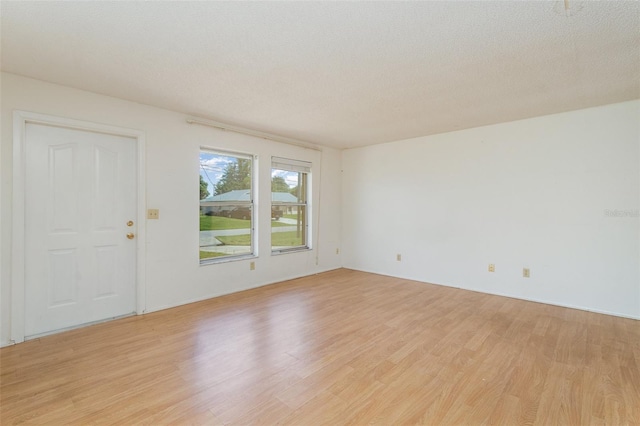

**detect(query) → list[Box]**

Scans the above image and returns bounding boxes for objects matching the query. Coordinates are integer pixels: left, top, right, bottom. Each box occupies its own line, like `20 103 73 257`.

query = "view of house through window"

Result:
271 157 311 253
199 150 254 262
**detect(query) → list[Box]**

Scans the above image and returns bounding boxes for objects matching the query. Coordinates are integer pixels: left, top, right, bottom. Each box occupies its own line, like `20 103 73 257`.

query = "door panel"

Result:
95 245 117 298
47 249 78 307
94 146 118 229
25 123 137 337
49 144 79 231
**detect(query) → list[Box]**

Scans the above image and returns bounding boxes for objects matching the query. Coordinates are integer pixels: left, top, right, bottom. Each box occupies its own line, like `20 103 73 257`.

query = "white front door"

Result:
24 123 137 337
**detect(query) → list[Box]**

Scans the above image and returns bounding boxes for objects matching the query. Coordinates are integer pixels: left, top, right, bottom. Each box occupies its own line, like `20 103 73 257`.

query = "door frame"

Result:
11 111 147 344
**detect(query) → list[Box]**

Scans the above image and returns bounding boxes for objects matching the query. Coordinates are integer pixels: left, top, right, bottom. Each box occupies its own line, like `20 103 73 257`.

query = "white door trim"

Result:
11 111 147 344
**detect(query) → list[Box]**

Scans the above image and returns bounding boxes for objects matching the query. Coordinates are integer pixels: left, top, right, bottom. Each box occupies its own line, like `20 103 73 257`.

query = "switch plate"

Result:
523 268 530 278
336 248 340 255
397 254 402 261
147 209 159 220
488 264 495 272
250 261 255 271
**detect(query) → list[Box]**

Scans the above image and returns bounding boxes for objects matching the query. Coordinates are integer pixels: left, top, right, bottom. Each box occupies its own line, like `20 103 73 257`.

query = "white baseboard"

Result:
344 266 640 321
1 267 343 347
144 266 342 315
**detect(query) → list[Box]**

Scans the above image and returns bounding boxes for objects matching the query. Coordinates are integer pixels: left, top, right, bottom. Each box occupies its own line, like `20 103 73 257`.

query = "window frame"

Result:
199 148 256 265
271 157 311 255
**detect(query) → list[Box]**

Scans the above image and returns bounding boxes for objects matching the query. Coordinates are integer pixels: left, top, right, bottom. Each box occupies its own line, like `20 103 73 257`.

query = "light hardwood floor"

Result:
1 269 639 425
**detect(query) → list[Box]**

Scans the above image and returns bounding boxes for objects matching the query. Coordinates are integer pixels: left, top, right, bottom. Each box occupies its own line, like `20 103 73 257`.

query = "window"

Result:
199 150 254 263
271 157 310 253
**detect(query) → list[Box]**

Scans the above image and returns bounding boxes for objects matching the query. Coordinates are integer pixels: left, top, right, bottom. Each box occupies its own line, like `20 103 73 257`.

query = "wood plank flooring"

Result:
1 268 639 425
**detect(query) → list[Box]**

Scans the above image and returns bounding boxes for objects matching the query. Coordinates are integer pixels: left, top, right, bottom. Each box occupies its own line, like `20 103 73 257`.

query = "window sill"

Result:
199 253 257 266
271 247 311 256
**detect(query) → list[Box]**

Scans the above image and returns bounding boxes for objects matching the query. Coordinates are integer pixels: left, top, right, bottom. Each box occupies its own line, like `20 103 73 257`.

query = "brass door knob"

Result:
126 233 135 240
127 220 134 227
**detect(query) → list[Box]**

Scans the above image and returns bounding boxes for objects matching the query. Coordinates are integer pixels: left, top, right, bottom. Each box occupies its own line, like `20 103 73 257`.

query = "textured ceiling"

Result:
1 1 639 149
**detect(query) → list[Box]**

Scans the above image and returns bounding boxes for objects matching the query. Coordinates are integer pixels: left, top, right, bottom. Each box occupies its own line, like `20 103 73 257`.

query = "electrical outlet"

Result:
147 209 159 219
523 268 530 278
250 261 255 271
488 264 495 272
397 254 402 262
336 248 340 255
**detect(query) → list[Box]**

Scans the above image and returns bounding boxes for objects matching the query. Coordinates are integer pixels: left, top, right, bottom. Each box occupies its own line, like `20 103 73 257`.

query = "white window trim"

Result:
271 157 311 255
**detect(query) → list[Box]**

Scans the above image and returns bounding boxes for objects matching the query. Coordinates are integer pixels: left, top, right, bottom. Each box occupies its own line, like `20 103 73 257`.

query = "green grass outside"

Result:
216 231 305 247
200 215 289 231
199 251 228 259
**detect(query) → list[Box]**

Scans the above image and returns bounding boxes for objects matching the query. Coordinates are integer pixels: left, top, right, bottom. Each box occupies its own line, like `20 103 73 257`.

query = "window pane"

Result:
271 205 307 249
200 151 253 262
271 169 306 203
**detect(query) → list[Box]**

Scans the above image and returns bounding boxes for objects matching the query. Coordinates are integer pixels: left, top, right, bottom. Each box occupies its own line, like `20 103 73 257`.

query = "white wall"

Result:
0 73 342 346
1 73 637 347
343 100 640 319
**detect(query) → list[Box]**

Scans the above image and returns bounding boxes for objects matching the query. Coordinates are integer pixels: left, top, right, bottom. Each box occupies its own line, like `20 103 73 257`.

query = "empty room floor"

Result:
1 268 638 424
